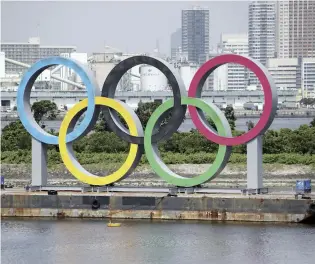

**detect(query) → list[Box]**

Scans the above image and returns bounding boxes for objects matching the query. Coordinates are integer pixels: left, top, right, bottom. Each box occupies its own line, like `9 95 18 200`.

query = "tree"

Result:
94 108 128 132
300 98 315 106
94 110 112 132
224 105 236 131
246 120 255 131
310 117 315 128
262 130 284 154
204 105 237 132
135 101 174 130
1 120 31 151
94 101 175 133
31 100 58 127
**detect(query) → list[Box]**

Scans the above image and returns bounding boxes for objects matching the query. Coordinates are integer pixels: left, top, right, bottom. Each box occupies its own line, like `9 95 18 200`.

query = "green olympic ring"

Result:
144 96 232 187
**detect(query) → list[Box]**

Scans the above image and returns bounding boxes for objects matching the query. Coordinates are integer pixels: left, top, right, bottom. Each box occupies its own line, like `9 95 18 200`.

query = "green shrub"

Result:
2 117 315 165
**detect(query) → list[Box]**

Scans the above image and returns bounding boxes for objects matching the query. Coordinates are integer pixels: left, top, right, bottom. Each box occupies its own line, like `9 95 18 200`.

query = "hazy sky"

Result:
1 1 249 55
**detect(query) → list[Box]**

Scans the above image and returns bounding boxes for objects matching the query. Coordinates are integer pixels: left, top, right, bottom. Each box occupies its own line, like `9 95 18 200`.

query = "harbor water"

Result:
1 117 313 131
1 218 314 264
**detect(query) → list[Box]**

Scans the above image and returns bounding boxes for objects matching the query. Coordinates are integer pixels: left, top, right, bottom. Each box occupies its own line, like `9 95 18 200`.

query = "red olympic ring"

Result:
188 54 278 146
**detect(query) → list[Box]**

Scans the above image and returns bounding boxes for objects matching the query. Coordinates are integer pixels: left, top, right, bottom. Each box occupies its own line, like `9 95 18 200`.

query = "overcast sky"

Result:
1 1 249 55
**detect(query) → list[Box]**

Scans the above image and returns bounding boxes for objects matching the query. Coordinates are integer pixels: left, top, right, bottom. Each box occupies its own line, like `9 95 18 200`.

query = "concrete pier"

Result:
1 190 314 223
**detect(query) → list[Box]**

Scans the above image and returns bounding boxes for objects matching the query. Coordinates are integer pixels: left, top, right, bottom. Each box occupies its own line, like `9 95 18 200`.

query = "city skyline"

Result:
1 1 249 55
1 1 315 97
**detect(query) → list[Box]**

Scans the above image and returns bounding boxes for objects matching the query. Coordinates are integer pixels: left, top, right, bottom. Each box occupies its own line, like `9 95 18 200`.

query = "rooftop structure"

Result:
0 37 76 74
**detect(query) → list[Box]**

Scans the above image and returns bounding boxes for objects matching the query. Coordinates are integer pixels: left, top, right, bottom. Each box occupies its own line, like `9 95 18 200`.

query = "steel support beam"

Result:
31 137 48 186
246 136 263 189
4 57 85 89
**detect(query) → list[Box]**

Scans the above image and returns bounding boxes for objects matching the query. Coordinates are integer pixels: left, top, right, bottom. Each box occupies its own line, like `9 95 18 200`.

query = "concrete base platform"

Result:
26 185 244 194
1 190 315 224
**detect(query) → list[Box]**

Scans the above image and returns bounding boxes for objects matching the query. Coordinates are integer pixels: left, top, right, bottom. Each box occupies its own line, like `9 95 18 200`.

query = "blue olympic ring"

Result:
17 57 100 145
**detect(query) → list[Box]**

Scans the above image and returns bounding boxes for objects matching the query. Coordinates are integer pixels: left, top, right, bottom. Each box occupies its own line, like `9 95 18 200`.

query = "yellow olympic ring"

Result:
58 97 140 185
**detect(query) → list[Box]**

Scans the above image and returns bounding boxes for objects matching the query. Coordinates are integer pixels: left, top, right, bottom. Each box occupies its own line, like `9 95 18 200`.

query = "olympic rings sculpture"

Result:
17 54 277 187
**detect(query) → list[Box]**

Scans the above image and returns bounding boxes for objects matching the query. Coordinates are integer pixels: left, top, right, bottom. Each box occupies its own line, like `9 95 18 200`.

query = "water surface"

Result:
1 117 313 131
1 218 314 264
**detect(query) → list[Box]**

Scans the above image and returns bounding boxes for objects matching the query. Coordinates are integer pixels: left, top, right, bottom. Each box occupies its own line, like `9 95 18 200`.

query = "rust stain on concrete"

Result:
2 192 315 224
0 208 311 223
56 211 66 219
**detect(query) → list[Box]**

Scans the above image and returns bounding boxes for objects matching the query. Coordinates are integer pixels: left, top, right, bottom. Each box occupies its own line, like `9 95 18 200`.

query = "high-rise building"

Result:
181 6 209 64
248 1 276 86
210 34 249 91
0 37 76 74
276 0 290 58
220 34 249 91
170 28 182 61
276 0 315 58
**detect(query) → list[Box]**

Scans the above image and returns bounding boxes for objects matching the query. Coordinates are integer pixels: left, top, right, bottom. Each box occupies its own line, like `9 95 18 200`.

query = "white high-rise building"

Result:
220 34 249 91
276 0 290 58
248 1 276 86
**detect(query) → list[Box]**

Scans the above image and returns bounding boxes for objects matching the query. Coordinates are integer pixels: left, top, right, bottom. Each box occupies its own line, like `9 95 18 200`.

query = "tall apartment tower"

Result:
277 0 315 58
220 34 249 91
248 1 276 85
181 6 209 64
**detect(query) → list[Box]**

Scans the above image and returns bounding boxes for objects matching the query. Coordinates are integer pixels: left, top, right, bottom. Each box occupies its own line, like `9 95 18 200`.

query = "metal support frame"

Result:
28 134 265 194
246 136 263 190
4 57 85 89
241 188 269 195
31 137 48 186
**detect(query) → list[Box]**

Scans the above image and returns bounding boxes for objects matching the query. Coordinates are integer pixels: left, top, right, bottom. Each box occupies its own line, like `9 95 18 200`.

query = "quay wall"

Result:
1 193 315 223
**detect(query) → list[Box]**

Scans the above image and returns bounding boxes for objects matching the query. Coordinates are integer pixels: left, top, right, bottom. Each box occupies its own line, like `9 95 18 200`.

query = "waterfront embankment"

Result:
1 190 315 223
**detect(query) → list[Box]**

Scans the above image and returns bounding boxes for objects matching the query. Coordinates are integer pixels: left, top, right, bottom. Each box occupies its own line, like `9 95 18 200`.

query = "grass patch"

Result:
1 150 315 166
